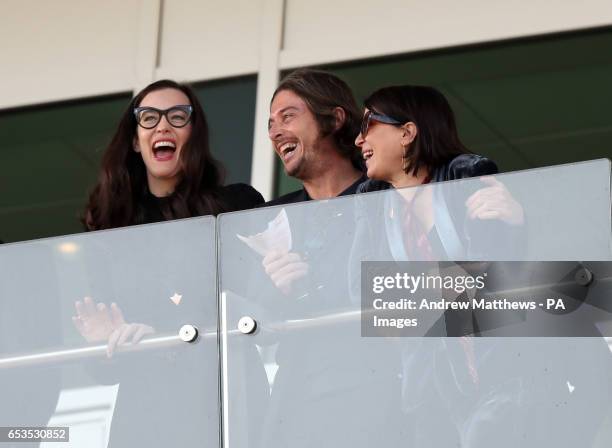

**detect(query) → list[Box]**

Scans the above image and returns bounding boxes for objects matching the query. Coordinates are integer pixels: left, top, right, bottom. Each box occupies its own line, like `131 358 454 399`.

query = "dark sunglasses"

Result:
134 105 193 129
360 109 403 137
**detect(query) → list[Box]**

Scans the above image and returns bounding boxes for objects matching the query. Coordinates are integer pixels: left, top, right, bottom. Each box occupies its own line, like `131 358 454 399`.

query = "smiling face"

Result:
268 89 324 180
134 88 192 196
355 108 408 184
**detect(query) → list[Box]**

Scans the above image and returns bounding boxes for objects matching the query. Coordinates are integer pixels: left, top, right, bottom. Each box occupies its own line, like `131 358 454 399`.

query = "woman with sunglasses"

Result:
350 87 604 448
354 85 524 258
350 85 528 447
83 79 263 230
355 85 512 199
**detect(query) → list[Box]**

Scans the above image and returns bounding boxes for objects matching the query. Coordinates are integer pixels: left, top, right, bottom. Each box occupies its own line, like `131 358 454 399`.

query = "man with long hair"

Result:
261 69 366 293
267 69 365 205
247 69 403 448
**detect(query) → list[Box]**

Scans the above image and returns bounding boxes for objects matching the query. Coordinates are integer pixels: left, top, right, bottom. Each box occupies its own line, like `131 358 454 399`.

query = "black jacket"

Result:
356 154 498 194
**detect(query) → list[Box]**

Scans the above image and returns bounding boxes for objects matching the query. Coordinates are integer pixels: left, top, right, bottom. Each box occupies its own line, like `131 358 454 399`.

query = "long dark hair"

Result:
83 80 226 230
364 85 469 176
273 69 363 170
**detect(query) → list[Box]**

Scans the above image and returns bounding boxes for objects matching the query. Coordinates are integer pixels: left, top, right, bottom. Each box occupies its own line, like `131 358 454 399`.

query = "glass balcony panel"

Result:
219 159 612 448
0 217 218 448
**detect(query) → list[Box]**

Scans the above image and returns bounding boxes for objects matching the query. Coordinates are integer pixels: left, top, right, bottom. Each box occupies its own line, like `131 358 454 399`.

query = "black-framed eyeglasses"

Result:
360 109 403 137
133 105 193 129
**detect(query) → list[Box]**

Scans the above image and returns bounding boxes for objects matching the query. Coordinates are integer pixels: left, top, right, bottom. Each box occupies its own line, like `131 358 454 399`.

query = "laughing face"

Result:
134 88 192 196
268 89 323 180
355 108 409 185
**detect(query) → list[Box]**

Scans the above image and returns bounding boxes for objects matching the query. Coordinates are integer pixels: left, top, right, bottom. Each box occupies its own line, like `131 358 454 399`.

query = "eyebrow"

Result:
268 106 299 129
135 105 191 111
278 106 299 114
268 106 299 127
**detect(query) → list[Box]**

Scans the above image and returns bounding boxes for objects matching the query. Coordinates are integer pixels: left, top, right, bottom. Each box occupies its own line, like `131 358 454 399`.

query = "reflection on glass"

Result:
0 243 62 448
0 217 218 448
1 160 610 448
220 160 612 448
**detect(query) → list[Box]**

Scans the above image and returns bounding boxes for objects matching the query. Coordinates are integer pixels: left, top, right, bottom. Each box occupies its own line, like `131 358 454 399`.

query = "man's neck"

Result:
302 158 362 200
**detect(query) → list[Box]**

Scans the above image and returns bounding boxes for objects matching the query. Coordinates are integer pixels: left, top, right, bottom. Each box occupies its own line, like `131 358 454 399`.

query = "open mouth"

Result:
153 140 176 161
279 142 298 161
362 149 373 161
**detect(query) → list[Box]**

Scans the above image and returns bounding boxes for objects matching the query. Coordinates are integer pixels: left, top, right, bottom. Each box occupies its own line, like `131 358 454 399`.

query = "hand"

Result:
72 297 123 343
262 250 309 295
72 298 154 357
106 322 154 358
465 177 524 225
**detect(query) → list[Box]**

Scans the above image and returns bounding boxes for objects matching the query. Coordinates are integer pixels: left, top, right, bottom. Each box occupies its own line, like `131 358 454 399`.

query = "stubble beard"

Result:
283 145 310 181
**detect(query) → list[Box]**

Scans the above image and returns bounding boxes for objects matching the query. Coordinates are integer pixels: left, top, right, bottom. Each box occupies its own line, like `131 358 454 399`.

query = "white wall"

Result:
280 0 612 68
156 0 263 82
0 0 267 109
1 0 141 108
3 0 611 109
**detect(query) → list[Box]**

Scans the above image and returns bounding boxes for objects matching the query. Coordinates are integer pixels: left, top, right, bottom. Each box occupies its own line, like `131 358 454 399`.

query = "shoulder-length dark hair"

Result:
364 85 469 176
83 79 226 230
273 69 363 170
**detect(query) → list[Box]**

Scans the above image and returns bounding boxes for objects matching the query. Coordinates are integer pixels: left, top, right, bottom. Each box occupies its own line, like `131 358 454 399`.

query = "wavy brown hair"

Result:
83 80 226 230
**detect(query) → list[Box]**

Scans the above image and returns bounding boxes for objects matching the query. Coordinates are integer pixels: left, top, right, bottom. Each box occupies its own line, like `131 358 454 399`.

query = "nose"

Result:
268 121 283 142
155 114 171 132
355 132 365 148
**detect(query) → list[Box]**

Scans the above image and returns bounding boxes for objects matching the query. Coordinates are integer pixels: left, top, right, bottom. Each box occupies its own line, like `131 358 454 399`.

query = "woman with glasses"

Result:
83 79 263 230
75 80 266 447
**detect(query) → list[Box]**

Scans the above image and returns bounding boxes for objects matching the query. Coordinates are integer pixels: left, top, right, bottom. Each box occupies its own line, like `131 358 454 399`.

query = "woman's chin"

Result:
366 168 385 182
365 165 376 179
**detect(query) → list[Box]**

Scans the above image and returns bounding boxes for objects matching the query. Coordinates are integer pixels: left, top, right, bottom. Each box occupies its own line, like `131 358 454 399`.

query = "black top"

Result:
141 183 264 224
265 175 368 206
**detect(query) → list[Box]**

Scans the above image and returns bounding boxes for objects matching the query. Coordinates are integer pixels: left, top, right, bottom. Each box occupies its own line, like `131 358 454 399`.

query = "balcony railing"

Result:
0 159 610 448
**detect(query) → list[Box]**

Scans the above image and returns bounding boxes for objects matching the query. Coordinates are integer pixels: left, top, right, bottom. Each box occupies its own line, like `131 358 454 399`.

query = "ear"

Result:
400 122 418 147
332 107 346 132
133 137 141 153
